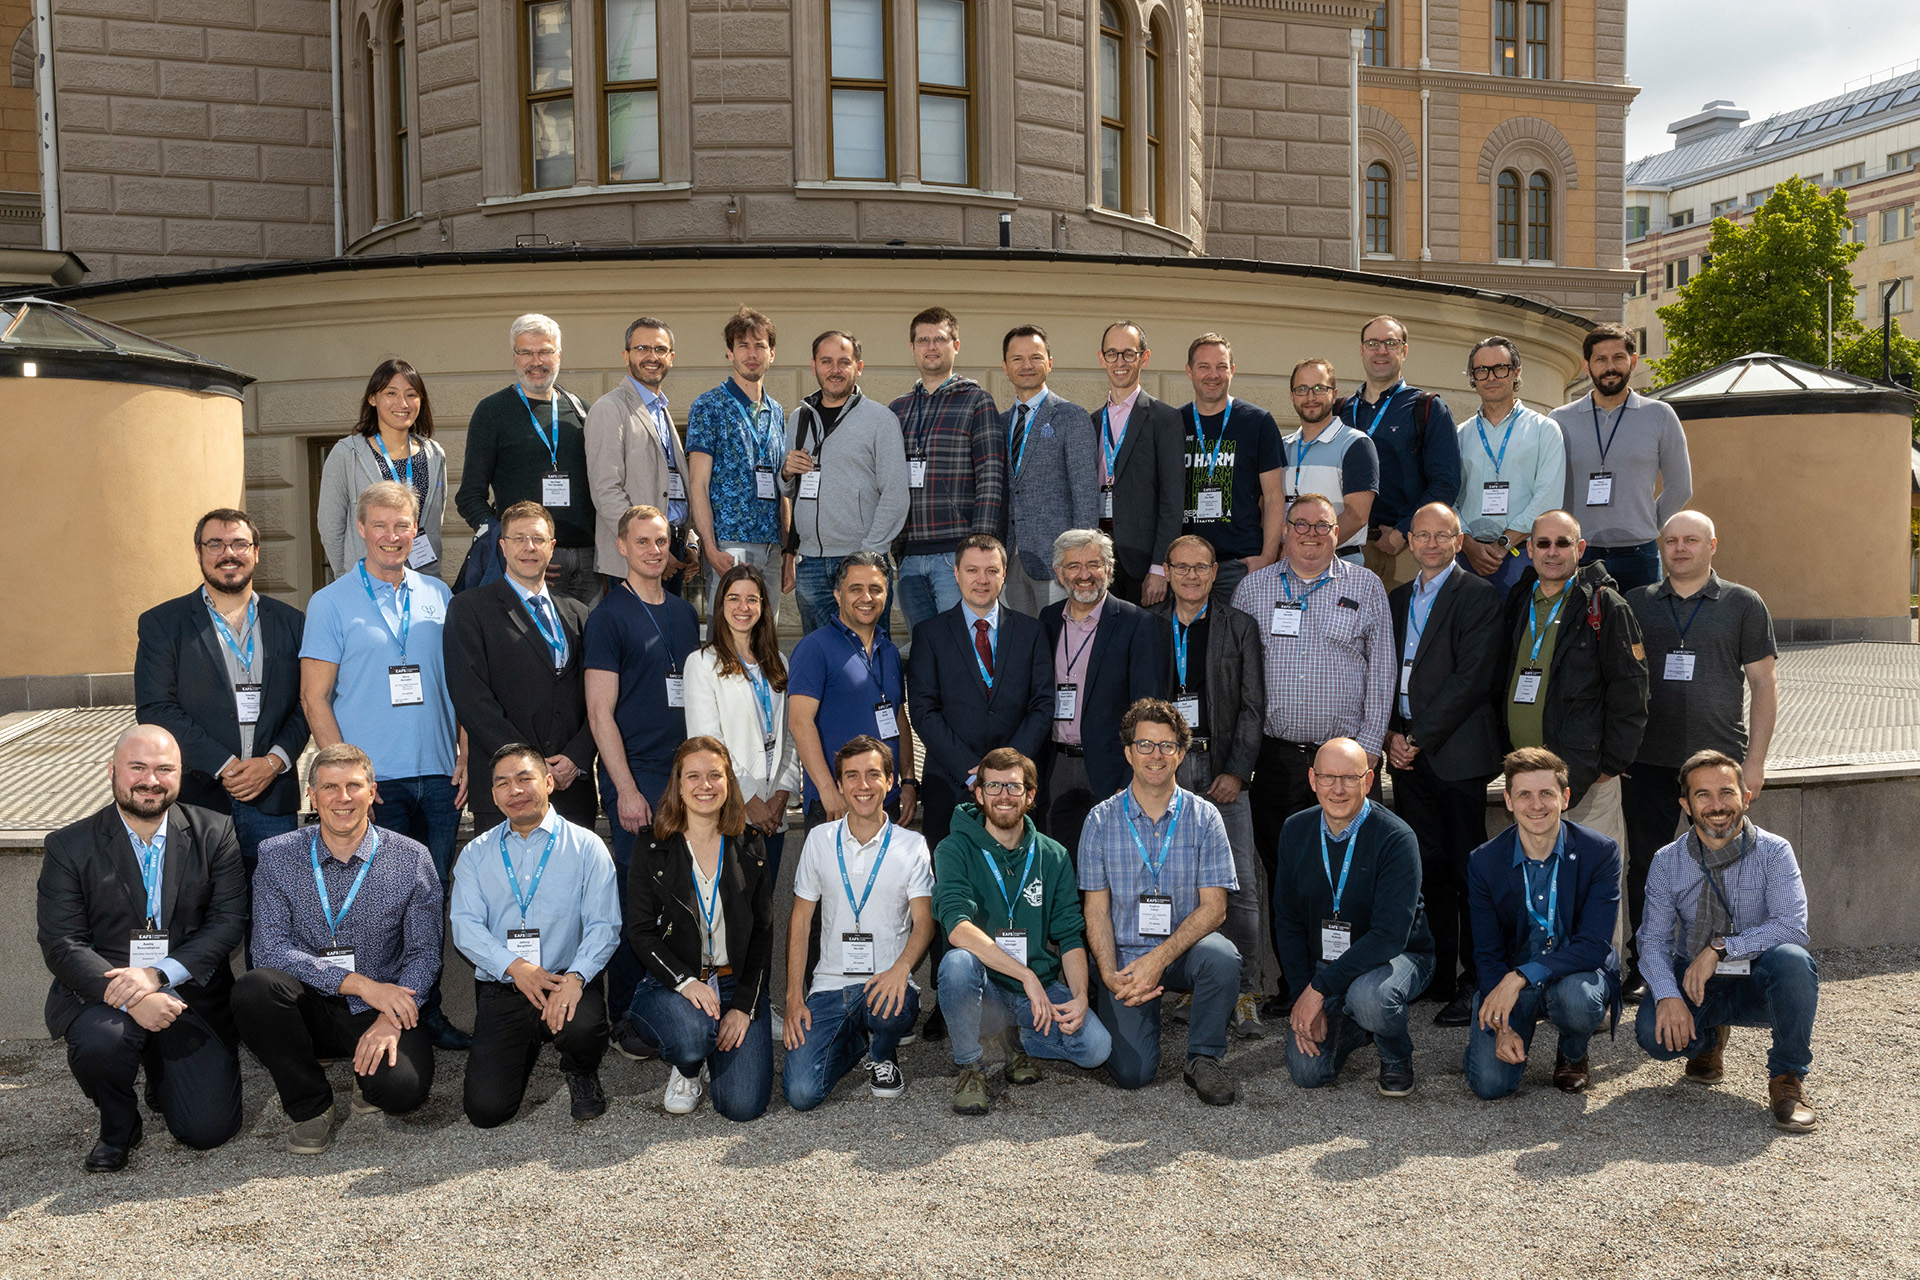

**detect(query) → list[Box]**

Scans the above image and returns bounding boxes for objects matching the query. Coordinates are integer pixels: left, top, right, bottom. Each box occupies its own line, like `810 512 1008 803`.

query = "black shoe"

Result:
565 1071 608 1121
424 1009 473 1051
1432 991 1474 1027
1259 994 1289 1020
85 1115 143 1173
1621 966 1648 1004
920 1006 948 1043
1377 1060 1416 1097
143 1070 162 1114
610 1019 657 1061
1183 1055 1237 1106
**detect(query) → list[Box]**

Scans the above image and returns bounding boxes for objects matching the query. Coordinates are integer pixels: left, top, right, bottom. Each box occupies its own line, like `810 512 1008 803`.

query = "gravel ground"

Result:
0 945 1915 1280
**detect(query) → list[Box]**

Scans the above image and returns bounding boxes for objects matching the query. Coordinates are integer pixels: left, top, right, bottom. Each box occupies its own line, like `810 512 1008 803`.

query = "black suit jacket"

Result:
907 604 1055 787
1147 598 1267 783
625 829 772 1017
37 802 248 1042
1106 391 1186 582
134 590 309 816
1388 568 1505 783
445 578 598 823
1041 593 1166 796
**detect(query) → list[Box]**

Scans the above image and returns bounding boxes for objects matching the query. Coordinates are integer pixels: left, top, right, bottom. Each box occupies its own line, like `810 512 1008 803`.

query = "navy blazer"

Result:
908 604 1055 787
1466 818 1623 1015
134 589 309 816
1040 593 1165 796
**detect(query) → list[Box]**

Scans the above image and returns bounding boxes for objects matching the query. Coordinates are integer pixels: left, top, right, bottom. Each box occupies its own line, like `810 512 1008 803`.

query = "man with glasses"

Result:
1281 358 1379 565
1079 699 1242 1104
457 313 600 605
136 509 308 868
585 316 700 598
1180 334 1286 607
1093 321 1184 606
1455 337 1565 594
1550 324 1692 593
890 306 1005 631
687 306 791 616
999 325 1099 616
1334 315 1460 594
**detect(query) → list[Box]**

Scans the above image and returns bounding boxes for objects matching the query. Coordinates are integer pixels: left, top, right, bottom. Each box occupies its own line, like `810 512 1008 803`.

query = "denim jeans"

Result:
371 774 460 887
628 973 773 1121
1580 540 1660 593
1097 933 1242 1089
1179 751 1262 993
936 948 1112 1069
780 981 920 1111
896 552 962 633
228 800 297 867
1463 968 1611 1100
1284 950 1436 1087
1635 944 1819 1079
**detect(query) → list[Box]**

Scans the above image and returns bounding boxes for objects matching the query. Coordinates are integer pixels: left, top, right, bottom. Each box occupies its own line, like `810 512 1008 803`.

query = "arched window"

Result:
388 8 409 219
603 0 660 182
1496 168 1521 259
1363 4 1388 67
1365 162 1392 255
1097 1 1125 211
917 0 971 186
1527 171 1553 261
1145 20 1163 223
523 0 576 189
828 0 890 180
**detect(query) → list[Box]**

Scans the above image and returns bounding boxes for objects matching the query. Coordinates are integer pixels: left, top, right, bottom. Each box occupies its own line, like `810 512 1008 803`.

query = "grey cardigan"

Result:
784 389 911 559
316 432 450 578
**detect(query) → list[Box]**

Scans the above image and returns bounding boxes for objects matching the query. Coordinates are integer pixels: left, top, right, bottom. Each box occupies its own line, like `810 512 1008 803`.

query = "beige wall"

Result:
1 378 243 677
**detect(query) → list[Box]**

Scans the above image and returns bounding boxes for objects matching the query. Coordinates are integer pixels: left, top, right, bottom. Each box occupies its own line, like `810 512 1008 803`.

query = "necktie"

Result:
1010 402 1030 474
974 618 995 678
531 595 563 665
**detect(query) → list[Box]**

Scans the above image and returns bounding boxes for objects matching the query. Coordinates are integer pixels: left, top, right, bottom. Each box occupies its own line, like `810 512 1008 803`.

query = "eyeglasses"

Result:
1468 363 1517 381
1531 536 1579 550
1100 348 1144 364
627 343 672 357
200 539 255 555
979 780 1027 796
513 348 558 360
1317 773 1368 787
1129 739 1183 756
1409 530 1459 545
1361 338 1406 352
502 534 552 549
1289 384 1335 397
1166 562 1213 577
912 333 956 347
1287 520 1336 536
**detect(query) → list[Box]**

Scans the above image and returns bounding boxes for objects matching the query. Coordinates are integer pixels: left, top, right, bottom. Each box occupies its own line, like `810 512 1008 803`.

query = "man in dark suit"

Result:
1092 321 1184 605
1385 502 1504 1028
446 500 598 831
999 325 1101 615
37 725 248 1171
1040 528 1165 862
134 508 308 865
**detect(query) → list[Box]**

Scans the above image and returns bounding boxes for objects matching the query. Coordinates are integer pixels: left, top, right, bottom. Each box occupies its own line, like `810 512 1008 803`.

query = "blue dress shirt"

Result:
450 806 622 982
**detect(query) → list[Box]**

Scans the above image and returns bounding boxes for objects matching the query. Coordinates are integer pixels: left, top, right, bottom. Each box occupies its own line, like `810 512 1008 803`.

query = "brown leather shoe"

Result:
1684 1025 1732 1084
1552 1051 1590 1093
1769 1074 1817 1133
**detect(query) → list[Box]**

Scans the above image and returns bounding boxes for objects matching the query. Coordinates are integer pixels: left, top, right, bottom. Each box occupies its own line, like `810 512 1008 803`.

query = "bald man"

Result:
1619 511 1778 995
36 725 248 1171
1271 738 1435 1096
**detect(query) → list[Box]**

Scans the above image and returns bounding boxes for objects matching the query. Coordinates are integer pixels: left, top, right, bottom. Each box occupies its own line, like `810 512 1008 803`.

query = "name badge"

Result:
388 664 424 706
1173 694 1200 727
1195 489 1223 520
908 458 928 489
1586 471 1613 506
667 468 686 501
542 471 572 507
995 928 1029 966
1665 651 1696 681
1716 956 1752 976
1512 667 1543 704
1481 480 1510 516
1138 894 1174 937
1100 486 1114 520
665 672 686 708
841 932 876 975
1320 918 1352 962
798 469 822 500
1270 603 1304 637
873 699 900 739
706 972 722 1002
1399 659 1413 695
755 466 777 501
407 536 436 569
320 946 357 973
129 930 169 968
1052 683 1077 721
235 682 263 725
506 927 542 971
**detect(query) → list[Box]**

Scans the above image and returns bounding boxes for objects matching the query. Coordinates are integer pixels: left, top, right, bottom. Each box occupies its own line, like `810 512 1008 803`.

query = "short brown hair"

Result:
195 508 259 546
1290 358 1337 389
834 735 895 781
909 306 958 343
1502 747 1570 792
1360 315 1406 343
617 504 668 540
356 479 419 524
1286 492 1338 520
1002 324 1048 356
811 329 862 360
1679 749 1743 797
652 737 748 839
1186 332 1232 365
974 747 1038 805
956 533 1007 566
308 742 374 790
499 500 555 538
1583 322 1636 362
724 306 775 351
1120 698 1191 752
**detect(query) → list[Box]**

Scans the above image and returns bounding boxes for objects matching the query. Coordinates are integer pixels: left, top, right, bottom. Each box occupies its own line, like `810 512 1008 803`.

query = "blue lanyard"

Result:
1475 404 1521 476
841 620 893 698
745 664 776 739
357 560 411 659
624 582 680 674
130 824 165 927
1101 402 1130 478
1124 789 1184 893
1319 800 1370 916
1590 395 1627 465
1522 826 1564 942
1010 391 1045 481
1281 565 1335 607
1408 571 1445 646
204 591 257 678
731 392 778 471
310 829 378 941
1290 425 1331 473
981 839 1037 920
1173 603 1206 689
834 821 894 929
1359 382 1404 438
373 432 415 489
516 386 561 470
968 612 999 688
1525 589 1569 664
906 376 956 454
500 821 559 924
693 838 726 961
521 590 566 665
1189 398 1232 473
1667 593 1707 648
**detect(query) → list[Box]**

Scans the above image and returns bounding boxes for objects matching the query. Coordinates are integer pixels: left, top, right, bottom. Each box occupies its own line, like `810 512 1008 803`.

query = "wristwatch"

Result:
899 776 918 789
1710 937 1728 960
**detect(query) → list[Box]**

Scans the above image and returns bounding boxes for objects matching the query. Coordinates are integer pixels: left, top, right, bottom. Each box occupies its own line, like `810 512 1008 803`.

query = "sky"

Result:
1625 2 1920 162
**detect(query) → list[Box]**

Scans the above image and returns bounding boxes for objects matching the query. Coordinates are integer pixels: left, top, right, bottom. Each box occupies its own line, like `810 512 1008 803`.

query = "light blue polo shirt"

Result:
300 562 456 781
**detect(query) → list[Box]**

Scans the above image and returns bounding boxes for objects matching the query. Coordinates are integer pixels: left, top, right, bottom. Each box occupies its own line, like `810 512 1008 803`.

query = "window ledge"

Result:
1363 251 1395 260
478 182 694 215
1083 204 1194 249
347 215 424 256
794 181 1019 206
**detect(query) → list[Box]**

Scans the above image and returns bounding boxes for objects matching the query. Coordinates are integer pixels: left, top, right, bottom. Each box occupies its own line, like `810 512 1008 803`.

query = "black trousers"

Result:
1248 736 1319 889
1390 756 1495 998
233 967 435 1124
64 1003 242 1150
464 979 609 1128
920 772 971 979
1041 749 1101 866
1621 763 1688 964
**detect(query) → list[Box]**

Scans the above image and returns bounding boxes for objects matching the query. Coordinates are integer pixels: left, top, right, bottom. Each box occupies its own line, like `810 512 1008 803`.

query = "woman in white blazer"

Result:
316 357 450 579
684 563 802 877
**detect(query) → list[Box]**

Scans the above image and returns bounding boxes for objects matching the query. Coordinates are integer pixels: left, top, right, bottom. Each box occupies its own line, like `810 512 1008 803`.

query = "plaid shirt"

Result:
890 374 1005 552
1230 556 1396 755
1636 823 1810 1002
1076 785 1237 963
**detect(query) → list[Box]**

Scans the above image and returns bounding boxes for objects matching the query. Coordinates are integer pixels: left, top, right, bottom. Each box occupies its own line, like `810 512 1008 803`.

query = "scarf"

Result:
1685 818 1752 960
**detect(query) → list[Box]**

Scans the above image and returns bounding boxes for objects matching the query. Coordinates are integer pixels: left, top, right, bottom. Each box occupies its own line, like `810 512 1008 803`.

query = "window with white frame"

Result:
1098 1 1126 211
916 0 971 186
1884 205 1914 242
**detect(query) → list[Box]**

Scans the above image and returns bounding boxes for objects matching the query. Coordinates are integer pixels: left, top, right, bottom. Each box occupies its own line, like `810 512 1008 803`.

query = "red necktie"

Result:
974 618 995 678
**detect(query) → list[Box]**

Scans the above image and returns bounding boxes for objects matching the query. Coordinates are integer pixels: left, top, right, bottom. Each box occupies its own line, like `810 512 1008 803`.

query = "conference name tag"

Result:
1716 956 1752 976
1270 603 1304 637
1101 487 1115 519
908 459 928 489
388 664 424 706
755 466 777 501
1399 660 1413 695
1320 919 1352 962
1481 480 1510 517
1586 471 1613 506
320 946 356 973
1513 668 1543 704
1174 695 1200 726
995 928 1029 966
667 469 686 501
542 472 572 508
665 673 686 708
506 927 542 971
873 699 900 739
1195 489 1224 521
1665 651 1696 681
1053 683 1078 721
798 470 822 500
129 931 169 968
235 682 263 726
841 932 876 976
1138 894 1173 938
408 536 436 569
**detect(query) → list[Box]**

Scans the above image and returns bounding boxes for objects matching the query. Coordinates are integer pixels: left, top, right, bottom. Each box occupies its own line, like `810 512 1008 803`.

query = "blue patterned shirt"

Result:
1076 785 1237 963
685 379 786 544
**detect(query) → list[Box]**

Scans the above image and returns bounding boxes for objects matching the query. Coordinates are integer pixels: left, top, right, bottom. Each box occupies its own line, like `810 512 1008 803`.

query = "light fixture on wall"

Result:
999 211 1011 248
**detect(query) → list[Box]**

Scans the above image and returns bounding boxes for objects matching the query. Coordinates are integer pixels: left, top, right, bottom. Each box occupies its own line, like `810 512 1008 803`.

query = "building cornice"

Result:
1205 0 1375 22
1363 67 1639 109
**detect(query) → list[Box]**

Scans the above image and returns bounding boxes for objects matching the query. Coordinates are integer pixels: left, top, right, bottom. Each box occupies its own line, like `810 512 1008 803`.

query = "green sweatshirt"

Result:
933 804 1086 994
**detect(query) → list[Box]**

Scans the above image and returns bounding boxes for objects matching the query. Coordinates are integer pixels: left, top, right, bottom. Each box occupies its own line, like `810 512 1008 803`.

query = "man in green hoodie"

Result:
934 747 1112 1114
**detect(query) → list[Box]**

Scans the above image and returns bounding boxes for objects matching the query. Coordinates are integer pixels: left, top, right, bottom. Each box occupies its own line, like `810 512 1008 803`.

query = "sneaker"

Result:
1768 1073 1817 1133
951 1064 990 1115
1377 1060 1416 1097
1166 991 1192 1024
1002 1028 1040 1086
1183 1055 1237 1106
350 1082 381 1116
1685 1026 1732 1084
566 1071 608 1120
867 1058 906 1098
1231 993 1268 1040
663 1066 704 1115
287 1113 335 1155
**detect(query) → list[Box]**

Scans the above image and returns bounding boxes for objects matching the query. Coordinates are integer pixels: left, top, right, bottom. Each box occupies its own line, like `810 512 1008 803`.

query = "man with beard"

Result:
1549 325 1692 594
1280 358 1377 565
37 725 249 1170
687 306 791 614
1636 750 1818 1132
1091 320 1184 606
999 325 1099 616
585 316 701 596
780 330 911 635
136 509 308 867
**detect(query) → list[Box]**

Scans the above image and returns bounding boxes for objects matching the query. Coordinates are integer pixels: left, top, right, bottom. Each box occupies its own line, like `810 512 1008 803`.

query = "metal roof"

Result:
1651 352 1920 420
0 297 254 398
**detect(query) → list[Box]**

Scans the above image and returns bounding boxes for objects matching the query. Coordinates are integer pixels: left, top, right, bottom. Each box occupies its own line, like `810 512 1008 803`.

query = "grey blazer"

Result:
585 378 691 578
1148 597 1267 783
1002 391 1101 582
316 433 449 578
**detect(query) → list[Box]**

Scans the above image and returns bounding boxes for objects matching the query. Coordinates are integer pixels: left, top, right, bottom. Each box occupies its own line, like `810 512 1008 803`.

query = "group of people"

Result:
36 307 1820 1175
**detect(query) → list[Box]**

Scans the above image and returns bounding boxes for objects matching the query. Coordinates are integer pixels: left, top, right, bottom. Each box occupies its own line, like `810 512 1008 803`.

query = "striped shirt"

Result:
1230 556 1396 755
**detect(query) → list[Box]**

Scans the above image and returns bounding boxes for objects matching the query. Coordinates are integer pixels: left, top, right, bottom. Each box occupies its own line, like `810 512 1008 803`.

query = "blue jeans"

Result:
1635 944 1819 1078
896 552 962 633
1285 951 1435 1087
936 948 1112 1069
229 800 297 866
1463 969 1611 1100
628 973 773 1121
1097 933 1242 1089
371 774 459 886
1581 540 1660 593
780 982 920 1110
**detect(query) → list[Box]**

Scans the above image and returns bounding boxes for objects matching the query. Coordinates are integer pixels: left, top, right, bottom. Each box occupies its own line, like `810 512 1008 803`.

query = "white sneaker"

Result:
663 1066 704 1115
867 1058 906 1098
